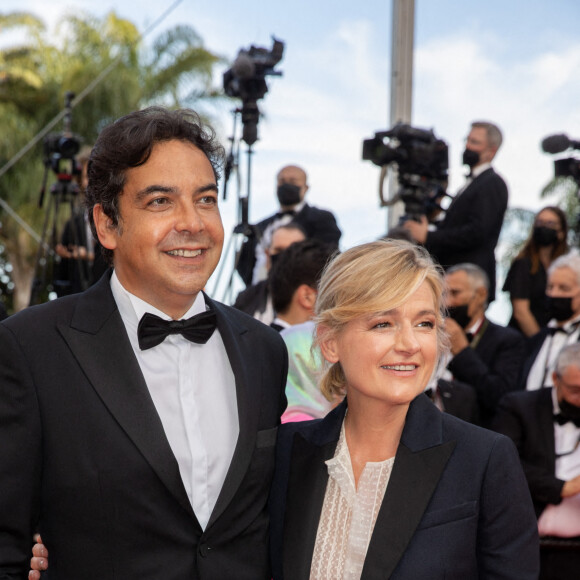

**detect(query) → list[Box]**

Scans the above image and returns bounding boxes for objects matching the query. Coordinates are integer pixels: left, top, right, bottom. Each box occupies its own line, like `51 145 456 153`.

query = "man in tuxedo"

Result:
404 121 508 302
521 252 580 391
441 262 525 427
493 342 580 579
235 164 341 286
0 107 287 579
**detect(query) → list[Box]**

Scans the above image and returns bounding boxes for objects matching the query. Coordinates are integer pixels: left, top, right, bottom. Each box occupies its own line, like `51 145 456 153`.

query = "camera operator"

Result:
54 146 108 296
404 121 508 302
236 165 341 286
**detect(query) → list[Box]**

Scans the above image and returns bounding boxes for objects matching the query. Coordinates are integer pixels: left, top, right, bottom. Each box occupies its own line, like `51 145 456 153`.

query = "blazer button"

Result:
199 543 211 558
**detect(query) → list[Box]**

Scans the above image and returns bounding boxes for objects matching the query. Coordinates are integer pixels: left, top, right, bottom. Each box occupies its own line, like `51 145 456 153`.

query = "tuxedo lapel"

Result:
537 388 557 470
362 395 455 579
282 403 345 580
205 298 264 527
57 275 196 521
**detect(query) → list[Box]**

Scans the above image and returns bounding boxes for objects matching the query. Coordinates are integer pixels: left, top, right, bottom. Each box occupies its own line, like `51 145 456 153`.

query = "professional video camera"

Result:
223 37 284 145
43 91 82 181
362 123 449 222
541 133 580 186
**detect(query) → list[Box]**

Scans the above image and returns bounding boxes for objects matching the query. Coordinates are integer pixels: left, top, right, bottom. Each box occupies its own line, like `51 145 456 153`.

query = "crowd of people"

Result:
0 107 578 579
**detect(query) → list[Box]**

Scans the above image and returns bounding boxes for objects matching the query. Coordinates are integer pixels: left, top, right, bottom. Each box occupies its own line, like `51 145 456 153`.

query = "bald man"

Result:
236 164 341 287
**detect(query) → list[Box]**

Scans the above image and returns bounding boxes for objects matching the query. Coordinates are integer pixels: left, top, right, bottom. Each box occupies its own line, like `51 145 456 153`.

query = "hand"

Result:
402 215 429 244
444 317 470 355
562 474 580 498
29 534 48 579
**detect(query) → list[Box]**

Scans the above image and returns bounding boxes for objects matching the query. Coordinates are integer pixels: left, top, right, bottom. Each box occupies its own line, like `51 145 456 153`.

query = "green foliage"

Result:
0 9 225 309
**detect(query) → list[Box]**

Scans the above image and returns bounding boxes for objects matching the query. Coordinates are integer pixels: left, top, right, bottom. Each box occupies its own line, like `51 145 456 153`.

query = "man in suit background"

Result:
521 252 580 391
493 342 580 579
440 262 525 427
404 120 508 302
0 107 287 579
235 164 341 287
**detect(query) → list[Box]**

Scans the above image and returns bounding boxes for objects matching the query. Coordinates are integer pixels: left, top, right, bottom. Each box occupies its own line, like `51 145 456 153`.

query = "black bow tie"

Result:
554 413 580 428
137 309 217 351
548 326 571 336
275 209 296 219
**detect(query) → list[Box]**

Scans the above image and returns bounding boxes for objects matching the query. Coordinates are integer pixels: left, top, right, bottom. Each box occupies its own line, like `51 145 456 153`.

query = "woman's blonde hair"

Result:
313 239 448 400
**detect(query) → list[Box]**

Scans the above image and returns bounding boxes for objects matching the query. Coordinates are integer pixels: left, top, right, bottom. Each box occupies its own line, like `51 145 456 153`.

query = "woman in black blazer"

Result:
269 239 539 579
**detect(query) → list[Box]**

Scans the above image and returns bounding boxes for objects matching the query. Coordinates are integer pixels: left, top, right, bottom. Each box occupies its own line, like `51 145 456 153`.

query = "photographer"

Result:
404 121 508 302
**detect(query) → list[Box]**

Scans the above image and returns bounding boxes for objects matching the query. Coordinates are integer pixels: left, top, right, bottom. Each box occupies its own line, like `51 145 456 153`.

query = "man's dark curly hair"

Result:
85 106 225 264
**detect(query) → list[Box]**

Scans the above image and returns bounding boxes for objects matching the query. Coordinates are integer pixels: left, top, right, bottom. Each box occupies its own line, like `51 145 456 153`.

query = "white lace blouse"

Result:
309 421 395 580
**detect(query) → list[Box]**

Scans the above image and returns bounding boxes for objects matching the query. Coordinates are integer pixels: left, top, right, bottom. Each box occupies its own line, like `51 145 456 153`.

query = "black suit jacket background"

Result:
447 318 526 427
492 388 564 519
0 273 288 579
425 168 508 301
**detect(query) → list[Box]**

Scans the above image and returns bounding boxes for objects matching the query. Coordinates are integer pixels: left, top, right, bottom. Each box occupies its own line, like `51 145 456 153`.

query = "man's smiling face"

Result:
94 139 224 319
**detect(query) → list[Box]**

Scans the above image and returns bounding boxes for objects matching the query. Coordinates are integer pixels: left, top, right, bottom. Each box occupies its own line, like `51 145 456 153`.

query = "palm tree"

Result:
0 10 225 311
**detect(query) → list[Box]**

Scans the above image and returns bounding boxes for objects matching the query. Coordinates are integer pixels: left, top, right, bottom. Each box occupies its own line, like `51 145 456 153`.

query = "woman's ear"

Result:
93 204 118 251
317 324 339 364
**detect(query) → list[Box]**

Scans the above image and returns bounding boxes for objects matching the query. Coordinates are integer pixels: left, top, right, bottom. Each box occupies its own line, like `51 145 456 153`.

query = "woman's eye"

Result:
418 320 435 329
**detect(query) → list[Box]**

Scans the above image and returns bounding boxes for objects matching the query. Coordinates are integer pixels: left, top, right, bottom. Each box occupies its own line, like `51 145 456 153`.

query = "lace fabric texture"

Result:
309 422 395 580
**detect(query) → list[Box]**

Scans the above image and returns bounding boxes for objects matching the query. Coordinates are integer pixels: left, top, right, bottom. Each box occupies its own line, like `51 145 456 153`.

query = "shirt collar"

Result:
110 269 206 327
471 162 492 178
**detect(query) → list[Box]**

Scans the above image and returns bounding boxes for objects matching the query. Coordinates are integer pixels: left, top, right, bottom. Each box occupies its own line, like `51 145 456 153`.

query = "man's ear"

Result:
93 204 118 251
317 324 339 364
296 285 317 311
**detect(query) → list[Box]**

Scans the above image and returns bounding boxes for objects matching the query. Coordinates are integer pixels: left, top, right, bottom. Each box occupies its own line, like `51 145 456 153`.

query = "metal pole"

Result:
387 0 415 229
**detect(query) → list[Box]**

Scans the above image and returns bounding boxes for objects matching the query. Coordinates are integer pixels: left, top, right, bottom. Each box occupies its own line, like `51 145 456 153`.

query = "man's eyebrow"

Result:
134 182 218 202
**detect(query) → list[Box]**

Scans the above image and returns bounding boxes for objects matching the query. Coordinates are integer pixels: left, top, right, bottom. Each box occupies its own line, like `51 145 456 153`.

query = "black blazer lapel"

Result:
57 275 196 521
205 298 266 527
537 387 557 470
283 403 345 580
362 395 455 579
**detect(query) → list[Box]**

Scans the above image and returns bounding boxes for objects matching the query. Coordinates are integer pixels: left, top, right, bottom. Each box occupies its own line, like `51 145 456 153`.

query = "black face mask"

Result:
533 226 558 247
462 148 480 169
546 296 575 322
558 398 580 420
277 183 301 207
447 303 471 329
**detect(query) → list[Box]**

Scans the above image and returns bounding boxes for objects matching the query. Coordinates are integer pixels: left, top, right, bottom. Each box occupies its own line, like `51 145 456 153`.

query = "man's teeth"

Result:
167 249 202 257
382 364 416 371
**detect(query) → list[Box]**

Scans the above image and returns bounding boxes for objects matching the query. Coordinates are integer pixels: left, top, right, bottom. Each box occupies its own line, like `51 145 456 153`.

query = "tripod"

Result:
209 107 262 303
28 166 88 306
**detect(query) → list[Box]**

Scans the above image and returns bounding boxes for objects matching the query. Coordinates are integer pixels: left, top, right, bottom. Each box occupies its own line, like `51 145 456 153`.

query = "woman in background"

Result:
503 206 568 337
270 239 539 579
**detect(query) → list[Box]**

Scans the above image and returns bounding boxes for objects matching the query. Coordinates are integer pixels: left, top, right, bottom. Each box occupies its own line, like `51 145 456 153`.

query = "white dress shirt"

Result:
537 388 580 537
110 271 239 529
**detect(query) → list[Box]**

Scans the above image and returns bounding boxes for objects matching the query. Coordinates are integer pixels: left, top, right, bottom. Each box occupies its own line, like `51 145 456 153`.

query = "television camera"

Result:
541 133 580 187
362 123 449 222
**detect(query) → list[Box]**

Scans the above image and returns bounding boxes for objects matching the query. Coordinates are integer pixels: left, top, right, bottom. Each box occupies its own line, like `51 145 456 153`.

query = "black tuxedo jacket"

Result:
236 203 341 286
518 326 560 390
492 388 565 518
269 395 539 580
447 318 526 427
0 273 288 579
426 167 508 302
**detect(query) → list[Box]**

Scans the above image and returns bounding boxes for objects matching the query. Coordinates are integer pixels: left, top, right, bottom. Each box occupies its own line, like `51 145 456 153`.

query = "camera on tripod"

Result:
362 123 449 222
223 37 284 146
43 91 82 181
